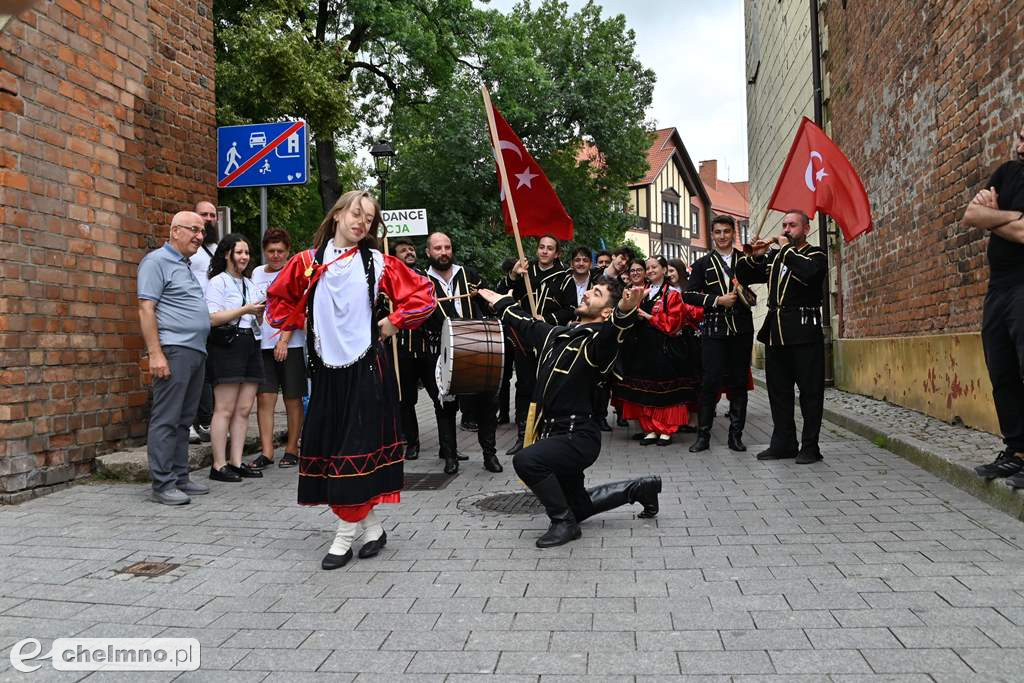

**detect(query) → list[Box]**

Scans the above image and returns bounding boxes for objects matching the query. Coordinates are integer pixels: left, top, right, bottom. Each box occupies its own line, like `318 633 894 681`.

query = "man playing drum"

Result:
476 277 662 548
423 232 503 475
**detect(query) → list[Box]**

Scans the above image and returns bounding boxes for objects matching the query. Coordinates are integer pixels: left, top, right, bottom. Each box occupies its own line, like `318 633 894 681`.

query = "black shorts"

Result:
259 347 308 399
206 331 263 386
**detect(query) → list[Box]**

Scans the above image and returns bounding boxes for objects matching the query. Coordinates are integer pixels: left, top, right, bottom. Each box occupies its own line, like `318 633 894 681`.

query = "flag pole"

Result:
382 234 402 402
481 84 539 318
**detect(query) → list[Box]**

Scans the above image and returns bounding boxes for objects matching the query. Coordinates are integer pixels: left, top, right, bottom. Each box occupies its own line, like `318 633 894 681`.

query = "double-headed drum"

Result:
435 319 505 397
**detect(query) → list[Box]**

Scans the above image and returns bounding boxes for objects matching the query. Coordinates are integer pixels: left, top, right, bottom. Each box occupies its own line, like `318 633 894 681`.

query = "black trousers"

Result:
418 352 497 459
765 341 824 454
193 376 213 428
397 351 435 448
591 385 610 420
498 339 515 417
982 283 1024 452
699 332 754 403
512 421 601 521
512 346 537 425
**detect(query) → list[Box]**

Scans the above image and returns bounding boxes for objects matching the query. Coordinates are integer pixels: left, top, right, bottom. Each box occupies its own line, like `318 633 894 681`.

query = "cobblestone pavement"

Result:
4 388 1024 681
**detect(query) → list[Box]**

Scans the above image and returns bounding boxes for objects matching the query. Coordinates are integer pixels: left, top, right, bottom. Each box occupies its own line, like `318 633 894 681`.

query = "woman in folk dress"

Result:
267 190 435 570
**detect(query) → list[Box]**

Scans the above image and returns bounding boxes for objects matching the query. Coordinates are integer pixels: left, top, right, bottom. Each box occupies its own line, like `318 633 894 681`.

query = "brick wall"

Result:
0 0 216 494
825 1 1024 338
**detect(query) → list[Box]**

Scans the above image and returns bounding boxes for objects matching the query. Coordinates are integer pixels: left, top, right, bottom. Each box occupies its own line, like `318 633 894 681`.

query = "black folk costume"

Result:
736 242 827 463
493 295 662 548
422 264 501 474
505 259 568 454
612 284 703 444
684 249 756 451
394 266 432 462
267 240 435 568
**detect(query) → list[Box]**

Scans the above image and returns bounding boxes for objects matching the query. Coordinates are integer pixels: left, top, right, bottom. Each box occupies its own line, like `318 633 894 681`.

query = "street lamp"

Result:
369 140 395 211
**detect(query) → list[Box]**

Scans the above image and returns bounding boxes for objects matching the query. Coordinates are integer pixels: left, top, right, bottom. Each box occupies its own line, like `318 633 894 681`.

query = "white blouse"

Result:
206 272 259 336
312 240 384 367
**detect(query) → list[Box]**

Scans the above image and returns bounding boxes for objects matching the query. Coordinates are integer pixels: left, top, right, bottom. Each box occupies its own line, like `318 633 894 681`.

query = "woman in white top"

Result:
205 233 265 483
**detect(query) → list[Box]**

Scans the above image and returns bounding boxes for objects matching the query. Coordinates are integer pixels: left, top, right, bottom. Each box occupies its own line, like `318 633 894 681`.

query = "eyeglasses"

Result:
172 224 206 234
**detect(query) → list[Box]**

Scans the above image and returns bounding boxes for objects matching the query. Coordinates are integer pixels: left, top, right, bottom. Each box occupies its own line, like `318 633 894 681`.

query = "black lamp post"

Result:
369 140 395 211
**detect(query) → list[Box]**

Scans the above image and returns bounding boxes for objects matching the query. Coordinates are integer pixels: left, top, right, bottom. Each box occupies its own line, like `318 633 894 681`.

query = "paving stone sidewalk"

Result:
4 388 1024 681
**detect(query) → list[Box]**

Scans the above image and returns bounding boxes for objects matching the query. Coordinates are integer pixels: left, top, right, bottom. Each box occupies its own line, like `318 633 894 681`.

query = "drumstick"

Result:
436 291 477 303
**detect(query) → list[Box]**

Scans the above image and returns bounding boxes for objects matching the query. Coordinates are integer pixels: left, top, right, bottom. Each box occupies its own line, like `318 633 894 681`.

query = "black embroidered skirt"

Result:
298 343 404 507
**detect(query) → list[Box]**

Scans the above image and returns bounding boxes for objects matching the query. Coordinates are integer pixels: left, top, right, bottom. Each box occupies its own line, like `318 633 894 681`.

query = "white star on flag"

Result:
515 168 538 189
815 168 828 182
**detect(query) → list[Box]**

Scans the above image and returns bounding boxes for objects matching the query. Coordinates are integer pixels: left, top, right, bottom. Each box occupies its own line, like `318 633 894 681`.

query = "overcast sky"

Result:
481 0 749 180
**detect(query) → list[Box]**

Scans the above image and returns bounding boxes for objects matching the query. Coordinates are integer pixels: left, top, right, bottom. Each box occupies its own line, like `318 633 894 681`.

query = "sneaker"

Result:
195 424 211 443
974 448 1023 479
151 488 190 505
177 480 210 495
188 427 201 444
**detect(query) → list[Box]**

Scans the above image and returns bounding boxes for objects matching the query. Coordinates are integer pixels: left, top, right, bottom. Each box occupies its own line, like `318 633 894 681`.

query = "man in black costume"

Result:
391 238 432 462
736 210 827 464
684 214 754 452
422 232 502 475
477 277 661 548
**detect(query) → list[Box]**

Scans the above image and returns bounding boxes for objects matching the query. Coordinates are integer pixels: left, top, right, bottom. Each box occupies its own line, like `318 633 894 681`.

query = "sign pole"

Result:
259 186 268 245
480 84 538 318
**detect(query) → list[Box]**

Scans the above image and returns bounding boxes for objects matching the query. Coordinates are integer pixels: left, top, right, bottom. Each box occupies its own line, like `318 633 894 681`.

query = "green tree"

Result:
387 0 654 281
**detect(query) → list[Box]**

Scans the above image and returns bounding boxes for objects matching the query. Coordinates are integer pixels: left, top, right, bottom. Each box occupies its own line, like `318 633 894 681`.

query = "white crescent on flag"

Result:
804 151 828 191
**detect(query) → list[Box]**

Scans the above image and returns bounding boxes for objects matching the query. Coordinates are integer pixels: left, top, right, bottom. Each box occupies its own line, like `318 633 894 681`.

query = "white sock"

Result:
645 432 656 439
328 519 359 556
361 510 384 542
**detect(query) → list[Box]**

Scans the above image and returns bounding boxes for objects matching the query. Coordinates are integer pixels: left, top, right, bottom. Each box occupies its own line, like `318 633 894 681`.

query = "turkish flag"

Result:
488 105 573 241
768 117 872 242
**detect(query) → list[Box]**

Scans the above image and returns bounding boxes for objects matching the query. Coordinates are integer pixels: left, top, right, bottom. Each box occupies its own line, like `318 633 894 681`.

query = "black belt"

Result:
538 413 593 438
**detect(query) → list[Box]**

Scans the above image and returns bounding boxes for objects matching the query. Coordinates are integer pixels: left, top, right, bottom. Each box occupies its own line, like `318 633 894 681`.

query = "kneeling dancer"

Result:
476 277 661 548
267 191 435 569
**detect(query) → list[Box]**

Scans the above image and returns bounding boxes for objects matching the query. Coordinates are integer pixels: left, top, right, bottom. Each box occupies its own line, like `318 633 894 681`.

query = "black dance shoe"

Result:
209 465 241 482
755 448 796 461
358 531 387 559
596 418 613 432
443 457 459 475
795 448 823 464
483 454 503 473
227 463 263 478
404 443 419 461
727 431 747 452
321 548 353 570
688 432 711 452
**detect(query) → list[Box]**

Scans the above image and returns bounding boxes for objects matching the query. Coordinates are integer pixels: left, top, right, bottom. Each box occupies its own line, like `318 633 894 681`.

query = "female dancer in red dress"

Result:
267 190 435 569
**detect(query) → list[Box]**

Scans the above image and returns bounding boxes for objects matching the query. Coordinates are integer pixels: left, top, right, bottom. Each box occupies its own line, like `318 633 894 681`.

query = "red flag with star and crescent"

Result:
487 105 573 241
767 117 872 242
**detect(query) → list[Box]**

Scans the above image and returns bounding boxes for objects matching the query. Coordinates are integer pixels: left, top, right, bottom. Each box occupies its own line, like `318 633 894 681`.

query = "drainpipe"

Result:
809 0 834 386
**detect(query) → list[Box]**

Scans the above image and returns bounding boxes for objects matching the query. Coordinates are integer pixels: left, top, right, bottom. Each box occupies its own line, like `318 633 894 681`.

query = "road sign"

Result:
217 121 308 189
382 209 429 237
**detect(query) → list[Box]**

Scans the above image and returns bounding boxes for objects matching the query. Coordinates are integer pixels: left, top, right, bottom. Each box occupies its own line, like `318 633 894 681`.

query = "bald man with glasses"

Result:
138 211 213 505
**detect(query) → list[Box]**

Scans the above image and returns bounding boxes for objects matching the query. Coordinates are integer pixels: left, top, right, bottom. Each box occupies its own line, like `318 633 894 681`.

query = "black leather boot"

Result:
582 476 662 521
437 409 459 474
688 401 715 452
506 421 525 455
727 393 748 452
480 424 502 472
404 442 420 460
527 475 581 548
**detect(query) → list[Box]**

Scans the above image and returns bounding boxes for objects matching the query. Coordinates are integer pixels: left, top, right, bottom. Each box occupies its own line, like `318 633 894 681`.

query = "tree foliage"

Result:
214 0 655 278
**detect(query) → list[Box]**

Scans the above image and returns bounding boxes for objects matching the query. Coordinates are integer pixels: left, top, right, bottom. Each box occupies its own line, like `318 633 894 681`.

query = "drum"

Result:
435 319 505 397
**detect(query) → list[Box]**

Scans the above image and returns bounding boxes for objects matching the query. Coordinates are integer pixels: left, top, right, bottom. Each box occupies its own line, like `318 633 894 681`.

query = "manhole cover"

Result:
473 491 543 515
404 472 456 491
118 562 179 577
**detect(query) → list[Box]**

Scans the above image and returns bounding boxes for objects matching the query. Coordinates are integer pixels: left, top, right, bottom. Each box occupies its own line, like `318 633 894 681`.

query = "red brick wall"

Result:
0 0 216 493
824 1 1024 338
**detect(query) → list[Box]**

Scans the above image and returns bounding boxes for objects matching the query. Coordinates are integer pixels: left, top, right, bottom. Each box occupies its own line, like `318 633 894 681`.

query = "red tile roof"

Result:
629 128 676 187
703 177 750 219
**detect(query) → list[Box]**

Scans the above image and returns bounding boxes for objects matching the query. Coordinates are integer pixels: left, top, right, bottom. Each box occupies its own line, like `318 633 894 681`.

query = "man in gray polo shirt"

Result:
138 211 213 504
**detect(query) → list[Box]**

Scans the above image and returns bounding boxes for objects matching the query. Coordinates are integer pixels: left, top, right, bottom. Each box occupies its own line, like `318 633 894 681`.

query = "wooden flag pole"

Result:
480 84 539 318
382 234 402 402
751 205 772 242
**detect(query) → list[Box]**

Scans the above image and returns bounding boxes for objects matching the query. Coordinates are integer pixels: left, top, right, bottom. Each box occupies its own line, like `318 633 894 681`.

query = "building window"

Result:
691 248 705 264
690 205 701 238
662 199 679 226
740 220 749 245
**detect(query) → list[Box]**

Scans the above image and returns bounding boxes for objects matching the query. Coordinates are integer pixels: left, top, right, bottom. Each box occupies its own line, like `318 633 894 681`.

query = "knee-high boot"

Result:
688 400 716 452
437 407 459 474
526 475 581 548
727 392 748 452
581 476 662 521
506 420 525 455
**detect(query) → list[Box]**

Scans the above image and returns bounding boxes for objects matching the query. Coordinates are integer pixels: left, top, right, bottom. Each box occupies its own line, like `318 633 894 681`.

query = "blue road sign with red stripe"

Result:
217 121 308 189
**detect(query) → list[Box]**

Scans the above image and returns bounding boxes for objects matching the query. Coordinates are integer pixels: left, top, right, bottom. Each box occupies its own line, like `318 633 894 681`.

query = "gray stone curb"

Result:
753 375 1024 521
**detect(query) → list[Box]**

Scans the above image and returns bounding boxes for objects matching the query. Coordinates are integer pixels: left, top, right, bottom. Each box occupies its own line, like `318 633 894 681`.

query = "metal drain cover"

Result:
473 491 543 515
404 472 456 491
118 561 179 577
